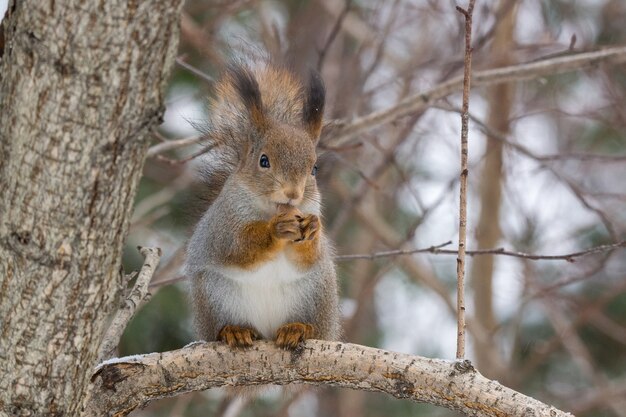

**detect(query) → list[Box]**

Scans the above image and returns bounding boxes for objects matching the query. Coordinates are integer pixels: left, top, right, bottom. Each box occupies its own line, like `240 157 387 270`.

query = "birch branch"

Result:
96 247 162 363
325 45 626 146
89 340 574 417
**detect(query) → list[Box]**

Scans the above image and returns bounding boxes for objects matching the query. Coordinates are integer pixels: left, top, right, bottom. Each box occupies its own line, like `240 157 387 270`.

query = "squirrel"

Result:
185 61 340 350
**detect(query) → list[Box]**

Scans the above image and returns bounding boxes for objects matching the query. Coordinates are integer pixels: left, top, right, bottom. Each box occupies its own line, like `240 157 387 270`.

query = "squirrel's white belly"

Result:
218 252 307 338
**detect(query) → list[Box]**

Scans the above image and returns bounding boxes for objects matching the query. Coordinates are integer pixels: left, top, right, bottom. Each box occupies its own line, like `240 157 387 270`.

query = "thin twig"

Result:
434 103 626 162
335 240 626 262
148 274 185 289
317 0 352 71
96 247 162 362
435 102 620 240
541 299 626 417
150 240 626 290
147 136 201 158
154 146 211 165
326 46 626 147
335 241 453 260
175 57 215 85
455 0 476 360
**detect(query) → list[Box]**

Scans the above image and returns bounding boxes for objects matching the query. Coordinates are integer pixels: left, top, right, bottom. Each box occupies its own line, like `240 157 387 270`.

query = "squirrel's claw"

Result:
275 322 316 350
273 219 302 241
272 209 305 241
218 325 259 348
298 214 319 241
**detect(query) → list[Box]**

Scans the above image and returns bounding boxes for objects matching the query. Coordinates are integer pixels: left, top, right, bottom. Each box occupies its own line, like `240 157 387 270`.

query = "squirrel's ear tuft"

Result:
228 64 266 130
302 70 325 140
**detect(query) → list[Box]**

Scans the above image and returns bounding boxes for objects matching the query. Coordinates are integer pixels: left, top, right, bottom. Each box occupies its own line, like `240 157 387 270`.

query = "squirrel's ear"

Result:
228 64 267 131
302 70 325 140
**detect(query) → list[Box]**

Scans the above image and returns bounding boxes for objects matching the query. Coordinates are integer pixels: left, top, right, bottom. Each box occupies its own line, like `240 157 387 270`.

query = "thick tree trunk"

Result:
0 1 183 416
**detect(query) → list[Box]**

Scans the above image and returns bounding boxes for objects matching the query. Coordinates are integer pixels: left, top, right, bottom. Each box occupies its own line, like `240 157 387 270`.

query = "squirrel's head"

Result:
228 65 325 211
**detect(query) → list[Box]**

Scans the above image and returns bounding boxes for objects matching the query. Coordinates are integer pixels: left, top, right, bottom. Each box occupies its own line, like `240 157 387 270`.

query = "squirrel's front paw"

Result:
296 214 319 241
217 325 259 348
271 210 304 241
275 322 316 350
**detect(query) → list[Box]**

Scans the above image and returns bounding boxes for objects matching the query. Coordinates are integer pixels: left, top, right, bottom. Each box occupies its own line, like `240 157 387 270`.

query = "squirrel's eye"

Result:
311 165 318 176
259 154 270 168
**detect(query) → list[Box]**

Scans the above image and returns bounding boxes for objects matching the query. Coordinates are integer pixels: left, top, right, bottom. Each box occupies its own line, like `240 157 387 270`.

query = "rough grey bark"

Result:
0 1 184 416
96 247 162 364
91 340 574 417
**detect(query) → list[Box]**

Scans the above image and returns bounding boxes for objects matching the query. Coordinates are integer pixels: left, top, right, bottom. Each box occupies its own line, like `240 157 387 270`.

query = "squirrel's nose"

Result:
284 189 301 201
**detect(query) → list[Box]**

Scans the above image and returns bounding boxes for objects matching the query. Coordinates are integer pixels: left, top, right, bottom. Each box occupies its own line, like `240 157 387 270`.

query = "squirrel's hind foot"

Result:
275 322 316 350
218 325 259 348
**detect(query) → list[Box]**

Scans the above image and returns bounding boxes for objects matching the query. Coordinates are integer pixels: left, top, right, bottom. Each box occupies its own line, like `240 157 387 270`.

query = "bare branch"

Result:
335 240 626 263
335 241 453 261
153 147 213 165
90 341 573 417
434 103 621 240
317 0 352 71
326 46 626 146
175 58 215 85
542 299 626 417
147 135 201 158
434 103 626 163
151 241 626 291
96 247 162 363
454 0 476 360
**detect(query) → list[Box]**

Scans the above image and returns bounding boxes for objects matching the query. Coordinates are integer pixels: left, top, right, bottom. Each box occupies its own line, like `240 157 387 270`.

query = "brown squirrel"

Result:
185 62 340 350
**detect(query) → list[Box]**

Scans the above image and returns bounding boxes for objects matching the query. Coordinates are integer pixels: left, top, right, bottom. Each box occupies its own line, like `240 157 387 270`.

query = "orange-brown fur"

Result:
222 220 283 268
275 322 317 349
222 207 321 270
286 214 321 269
218 325 259 348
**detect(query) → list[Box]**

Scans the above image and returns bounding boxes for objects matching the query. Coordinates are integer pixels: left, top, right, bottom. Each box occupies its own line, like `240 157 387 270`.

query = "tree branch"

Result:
335 240 626 262
90 340 573 417
454 0 476 360
96 247 162 362
154 47 626 163
175 58 215 85
335 241 453 260
146 134 201 158
151 240 626 292
324 46 626 147
317 0 352 71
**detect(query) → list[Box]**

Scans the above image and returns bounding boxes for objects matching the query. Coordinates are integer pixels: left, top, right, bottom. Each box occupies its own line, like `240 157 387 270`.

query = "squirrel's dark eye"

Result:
311 165 318 176
259 154 270 168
